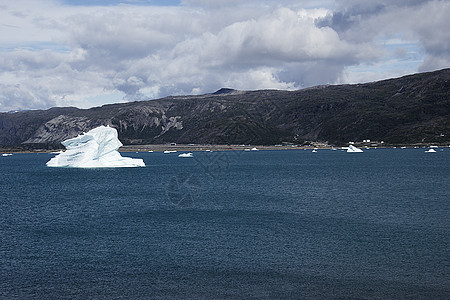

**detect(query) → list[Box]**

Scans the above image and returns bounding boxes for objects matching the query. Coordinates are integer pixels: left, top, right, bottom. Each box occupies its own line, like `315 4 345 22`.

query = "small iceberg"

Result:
425 148 436 153
346 145 364 153
178 152 194 158
46 126 145 168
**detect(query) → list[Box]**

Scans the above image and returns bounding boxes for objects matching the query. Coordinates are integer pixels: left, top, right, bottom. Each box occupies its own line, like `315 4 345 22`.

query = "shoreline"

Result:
119 144 315 152
1 143 448 154
119 144 448 153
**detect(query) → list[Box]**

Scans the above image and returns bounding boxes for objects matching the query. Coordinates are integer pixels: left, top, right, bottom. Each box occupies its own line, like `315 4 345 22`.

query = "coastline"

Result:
119 143 447 152
1 143 448 154
119 144 315 152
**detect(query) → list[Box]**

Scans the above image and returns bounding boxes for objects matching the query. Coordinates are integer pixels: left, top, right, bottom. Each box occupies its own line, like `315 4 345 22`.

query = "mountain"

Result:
1 68 449 149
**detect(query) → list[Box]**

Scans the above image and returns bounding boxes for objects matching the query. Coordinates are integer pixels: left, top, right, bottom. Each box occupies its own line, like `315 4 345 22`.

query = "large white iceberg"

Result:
46 126 145 168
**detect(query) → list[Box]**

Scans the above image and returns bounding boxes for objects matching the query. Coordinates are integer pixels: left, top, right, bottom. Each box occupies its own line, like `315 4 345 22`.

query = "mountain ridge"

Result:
1 68 449 149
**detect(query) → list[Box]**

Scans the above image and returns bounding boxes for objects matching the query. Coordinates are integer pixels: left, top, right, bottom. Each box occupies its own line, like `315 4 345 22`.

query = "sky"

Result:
0 0 449 112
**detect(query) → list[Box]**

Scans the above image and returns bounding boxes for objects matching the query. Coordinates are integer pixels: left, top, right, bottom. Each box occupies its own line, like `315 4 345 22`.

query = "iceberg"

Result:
46 126 145 168
164 150 177 154
178 152 194 158
346 145 364 153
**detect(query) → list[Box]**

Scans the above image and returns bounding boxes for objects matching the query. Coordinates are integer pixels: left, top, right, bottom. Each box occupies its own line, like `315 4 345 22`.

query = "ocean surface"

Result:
1 148 449 299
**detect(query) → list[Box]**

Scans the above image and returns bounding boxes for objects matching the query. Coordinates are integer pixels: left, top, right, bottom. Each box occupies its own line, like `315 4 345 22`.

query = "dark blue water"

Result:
1 149 449 299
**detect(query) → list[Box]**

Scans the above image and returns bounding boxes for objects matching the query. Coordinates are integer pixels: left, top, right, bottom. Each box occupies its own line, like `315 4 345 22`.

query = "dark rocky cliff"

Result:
1 68 449 148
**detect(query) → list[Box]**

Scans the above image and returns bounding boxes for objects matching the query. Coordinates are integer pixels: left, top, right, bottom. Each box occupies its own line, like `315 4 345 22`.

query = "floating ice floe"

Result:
346 145 364 153
178 152 194 158
46 126 145 168
425 148 436 153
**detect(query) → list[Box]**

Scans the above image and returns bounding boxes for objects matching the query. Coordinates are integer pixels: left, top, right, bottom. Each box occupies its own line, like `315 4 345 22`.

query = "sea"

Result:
1 148 449 299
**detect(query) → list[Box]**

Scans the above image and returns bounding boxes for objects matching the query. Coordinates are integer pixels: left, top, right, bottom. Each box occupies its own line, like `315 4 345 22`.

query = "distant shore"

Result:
1 143 448 154
118 143 447 153
119 144 314 152
1 144 309 153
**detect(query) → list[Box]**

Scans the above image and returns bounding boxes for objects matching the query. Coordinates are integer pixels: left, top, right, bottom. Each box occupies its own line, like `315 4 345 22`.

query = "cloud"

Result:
105 6 376 96
318 0 450 73
201 8 350 64
182 0 335 9
0 0 448 111
0 83 56 112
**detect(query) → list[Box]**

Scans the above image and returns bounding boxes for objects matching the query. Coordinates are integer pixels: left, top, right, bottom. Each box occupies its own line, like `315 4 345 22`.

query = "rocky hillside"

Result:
1 68 449 149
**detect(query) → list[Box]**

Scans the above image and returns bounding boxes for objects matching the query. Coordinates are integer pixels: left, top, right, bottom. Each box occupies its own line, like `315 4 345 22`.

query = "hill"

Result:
1 68 449 149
